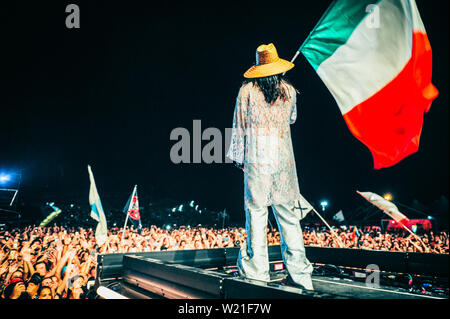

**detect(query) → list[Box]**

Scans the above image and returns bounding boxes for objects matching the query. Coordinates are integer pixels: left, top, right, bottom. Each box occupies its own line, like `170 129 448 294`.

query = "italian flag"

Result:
300 0 439 169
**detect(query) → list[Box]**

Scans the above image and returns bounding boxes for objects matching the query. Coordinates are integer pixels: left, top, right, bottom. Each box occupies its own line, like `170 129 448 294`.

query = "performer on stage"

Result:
227 43 314 291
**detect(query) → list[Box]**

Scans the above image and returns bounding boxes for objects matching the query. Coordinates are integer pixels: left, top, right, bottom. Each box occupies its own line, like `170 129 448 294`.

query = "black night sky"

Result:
1 1 448 225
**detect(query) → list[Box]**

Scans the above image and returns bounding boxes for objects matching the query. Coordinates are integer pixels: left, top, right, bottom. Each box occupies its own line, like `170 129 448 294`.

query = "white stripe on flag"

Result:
316 0 413 114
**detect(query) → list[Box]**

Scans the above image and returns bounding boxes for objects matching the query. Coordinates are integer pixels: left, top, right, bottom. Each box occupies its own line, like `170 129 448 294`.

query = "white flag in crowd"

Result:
88 165 108 246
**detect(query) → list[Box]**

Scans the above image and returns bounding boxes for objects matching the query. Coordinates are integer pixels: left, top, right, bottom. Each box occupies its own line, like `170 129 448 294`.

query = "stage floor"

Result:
95 247 448 299
204 264 445 299
99 261 447 299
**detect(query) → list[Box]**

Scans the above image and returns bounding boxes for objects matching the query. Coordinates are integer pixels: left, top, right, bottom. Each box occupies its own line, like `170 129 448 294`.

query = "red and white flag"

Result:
123 185 142 233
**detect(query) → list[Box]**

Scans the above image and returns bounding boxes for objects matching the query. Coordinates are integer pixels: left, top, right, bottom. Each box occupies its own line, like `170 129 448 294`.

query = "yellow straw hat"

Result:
244 43 294 78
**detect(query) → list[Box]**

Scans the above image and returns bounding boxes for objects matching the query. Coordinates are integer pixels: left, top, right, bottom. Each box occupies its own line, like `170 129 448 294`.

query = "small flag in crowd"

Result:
299 0 438 169
123 185 142 234
358 191 430 251
332 210 346 224
88 165 108 246
39 203 62 227
351 226 361 244
357 191 410 227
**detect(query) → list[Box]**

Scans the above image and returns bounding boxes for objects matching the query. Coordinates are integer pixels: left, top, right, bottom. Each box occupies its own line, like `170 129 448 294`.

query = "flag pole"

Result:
289 51 301 64
282 0 338 75
399 223 430 253
121 185 136 244
282 51 301 76
105 237 110 252
312 207 345 248
222 209 226 229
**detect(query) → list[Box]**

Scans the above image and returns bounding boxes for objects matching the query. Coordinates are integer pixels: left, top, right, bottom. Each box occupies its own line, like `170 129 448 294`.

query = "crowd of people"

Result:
106 225 449 254
302 227 449 253
1 224 448 299
1 226 97 300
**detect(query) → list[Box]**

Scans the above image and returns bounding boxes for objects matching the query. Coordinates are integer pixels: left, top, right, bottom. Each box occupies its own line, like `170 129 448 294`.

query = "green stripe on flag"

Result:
300 0 382 70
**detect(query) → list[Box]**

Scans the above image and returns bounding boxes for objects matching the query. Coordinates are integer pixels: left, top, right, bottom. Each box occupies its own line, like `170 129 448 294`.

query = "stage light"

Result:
195 205 199 210
178 204 183 212
172 207 176 212
0 173 11 184
411 224 417 233
383 193 393 201
320 201 328 211
165 225 171 230
189 200 194 207
427 216 433 219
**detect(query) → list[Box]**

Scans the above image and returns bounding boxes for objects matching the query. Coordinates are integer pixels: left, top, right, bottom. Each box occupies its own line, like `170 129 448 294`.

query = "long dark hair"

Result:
243 74 297 105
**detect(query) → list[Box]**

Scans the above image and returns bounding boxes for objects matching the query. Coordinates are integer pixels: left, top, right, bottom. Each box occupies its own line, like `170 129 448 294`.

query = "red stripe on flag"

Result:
343 31 438 169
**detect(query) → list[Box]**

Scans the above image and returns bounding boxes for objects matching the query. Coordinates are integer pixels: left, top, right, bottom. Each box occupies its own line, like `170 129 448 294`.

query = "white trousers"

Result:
237 202 314 290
